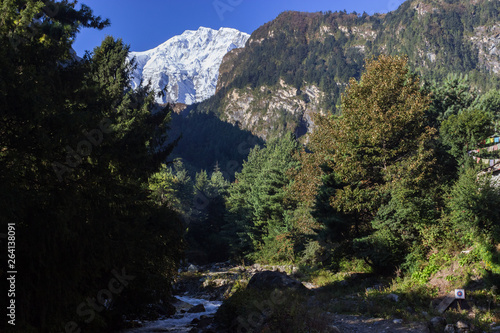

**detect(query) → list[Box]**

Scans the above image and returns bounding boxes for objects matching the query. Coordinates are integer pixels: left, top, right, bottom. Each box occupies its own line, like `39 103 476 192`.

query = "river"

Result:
122 295 222 332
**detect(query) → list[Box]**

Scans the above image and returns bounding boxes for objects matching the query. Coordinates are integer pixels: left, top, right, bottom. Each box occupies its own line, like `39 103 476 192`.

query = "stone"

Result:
302 282 317 289
406 306 415 314
387 293 399 302
192 315 213 329
247 271 306 291
411 323 430 332
148 303 176 317
393 319 403 324
456 321 468 329
173 298 196 312
444 324 456 333
187 264 198 273
430 316 446 327
456 320 469 332
187 304 206 313
328 325 342 333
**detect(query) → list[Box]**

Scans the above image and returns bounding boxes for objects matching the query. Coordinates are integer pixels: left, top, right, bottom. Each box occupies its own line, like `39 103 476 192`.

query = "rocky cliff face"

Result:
219 80 325 140
470 24 500 74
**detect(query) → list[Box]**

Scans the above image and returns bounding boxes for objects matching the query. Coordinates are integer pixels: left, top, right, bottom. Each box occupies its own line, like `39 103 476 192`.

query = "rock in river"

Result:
247 271 306 291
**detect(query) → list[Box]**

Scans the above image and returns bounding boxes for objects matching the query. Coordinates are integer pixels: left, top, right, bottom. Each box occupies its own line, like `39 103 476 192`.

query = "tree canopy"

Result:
0 1 183 331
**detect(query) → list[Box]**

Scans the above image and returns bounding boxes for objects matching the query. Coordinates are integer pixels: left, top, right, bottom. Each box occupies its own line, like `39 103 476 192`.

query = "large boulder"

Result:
187 303 206 313
247 271 306 291
430 316 446 331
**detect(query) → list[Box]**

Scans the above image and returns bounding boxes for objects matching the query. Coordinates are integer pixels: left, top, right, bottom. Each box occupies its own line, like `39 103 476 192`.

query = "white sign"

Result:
455 289 465 299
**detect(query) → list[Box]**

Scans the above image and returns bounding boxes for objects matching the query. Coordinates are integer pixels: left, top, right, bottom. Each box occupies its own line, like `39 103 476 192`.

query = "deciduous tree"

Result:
303 55 439 269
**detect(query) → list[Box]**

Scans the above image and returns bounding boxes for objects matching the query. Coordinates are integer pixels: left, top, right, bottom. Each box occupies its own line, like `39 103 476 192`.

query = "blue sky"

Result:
73 0 406 56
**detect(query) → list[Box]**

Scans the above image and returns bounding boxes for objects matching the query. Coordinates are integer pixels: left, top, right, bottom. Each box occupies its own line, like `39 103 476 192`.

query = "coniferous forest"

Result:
2 1 500 332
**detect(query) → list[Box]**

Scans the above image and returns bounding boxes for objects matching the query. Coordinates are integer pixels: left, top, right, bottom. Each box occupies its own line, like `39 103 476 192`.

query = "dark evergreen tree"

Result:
185 168 231 263
225 132 300 262
0 2 182 331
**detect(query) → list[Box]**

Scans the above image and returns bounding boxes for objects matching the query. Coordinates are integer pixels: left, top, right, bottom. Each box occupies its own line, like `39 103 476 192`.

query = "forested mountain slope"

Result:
194 0 500 140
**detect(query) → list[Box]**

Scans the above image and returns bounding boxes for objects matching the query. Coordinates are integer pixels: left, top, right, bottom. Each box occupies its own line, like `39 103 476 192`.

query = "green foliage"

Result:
472 243 500 275
299 240 325 266
411 252 451 285
320 55 436 219
225 132 300 262
373 181 439 246
428 74 479 125
301 55 440 271
353 231 407 272
151 160 234 264
186 167 232 263
440 108 493 162
443 167 500 247
195 1 500 140
475 89 500 115
473 89 500 130
337 257 373 274
312 169 352 243
148 160 194 217
0 2 182 331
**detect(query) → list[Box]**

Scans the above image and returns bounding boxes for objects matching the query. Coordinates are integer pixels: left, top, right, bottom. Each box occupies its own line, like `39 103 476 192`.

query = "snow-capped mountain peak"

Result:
129 27 249 105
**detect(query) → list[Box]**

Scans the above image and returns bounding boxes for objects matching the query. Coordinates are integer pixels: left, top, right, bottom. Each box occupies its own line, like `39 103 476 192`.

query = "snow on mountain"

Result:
129 27 249 105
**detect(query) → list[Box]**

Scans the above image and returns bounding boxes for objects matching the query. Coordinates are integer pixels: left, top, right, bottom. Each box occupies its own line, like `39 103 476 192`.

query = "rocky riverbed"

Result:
122 262 498 333
122 296 222 332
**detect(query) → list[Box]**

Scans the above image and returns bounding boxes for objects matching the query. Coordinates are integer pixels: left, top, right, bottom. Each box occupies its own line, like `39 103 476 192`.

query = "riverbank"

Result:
119 259 500 333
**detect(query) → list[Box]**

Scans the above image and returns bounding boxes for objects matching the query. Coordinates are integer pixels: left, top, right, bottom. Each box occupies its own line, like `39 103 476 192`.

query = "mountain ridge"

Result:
129 27 249 105
194 0 500 140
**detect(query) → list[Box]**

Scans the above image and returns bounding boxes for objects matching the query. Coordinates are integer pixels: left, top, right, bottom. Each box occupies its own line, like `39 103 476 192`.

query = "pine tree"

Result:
428 73 478 124
444 167 500 246
225 132 300 262
0 2 182 331
440 108 493 160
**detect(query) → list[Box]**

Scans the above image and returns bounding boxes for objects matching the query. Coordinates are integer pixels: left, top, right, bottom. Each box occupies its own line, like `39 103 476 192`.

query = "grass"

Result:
210 244 500 332
311 273 496 331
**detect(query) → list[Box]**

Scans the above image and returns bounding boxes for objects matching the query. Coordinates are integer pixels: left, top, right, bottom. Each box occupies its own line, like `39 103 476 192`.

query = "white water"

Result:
123 296 222 333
